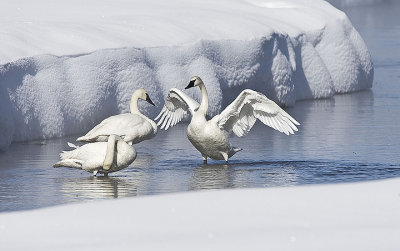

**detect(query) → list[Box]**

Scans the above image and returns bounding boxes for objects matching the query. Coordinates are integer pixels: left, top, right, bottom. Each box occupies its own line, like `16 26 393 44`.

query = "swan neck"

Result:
103 135 117 170
129 93 141 115
198 83 208 115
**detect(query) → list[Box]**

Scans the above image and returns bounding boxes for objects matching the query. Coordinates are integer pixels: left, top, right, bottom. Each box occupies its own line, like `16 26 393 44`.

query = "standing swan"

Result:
54 135 137 176
77 88 158 145
156 76 300 164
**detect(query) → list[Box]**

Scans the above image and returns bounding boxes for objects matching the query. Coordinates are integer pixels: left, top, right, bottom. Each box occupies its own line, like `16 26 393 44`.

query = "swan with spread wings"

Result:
156 76 300 164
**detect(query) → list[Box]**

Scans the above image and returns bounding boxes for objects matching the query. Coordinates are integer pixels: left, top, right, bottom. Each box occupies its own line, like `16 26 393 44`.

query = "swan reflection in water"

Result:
189 161 299 190
60 176 137 201
58 152 158 201
189 164 231 190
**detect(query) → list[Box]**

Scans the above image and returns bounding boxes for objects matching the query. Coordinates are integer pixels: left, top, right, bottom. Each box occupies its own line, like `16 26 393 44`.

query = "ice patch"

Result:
0 0 373 150
327 0 393 8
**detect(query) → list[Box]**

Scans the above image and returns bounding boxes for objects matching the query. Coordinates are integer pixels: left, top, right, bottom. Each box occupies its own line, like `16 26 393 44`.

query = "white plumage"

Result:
54 135 137 176
156 76 300 163
77 88 157 145
155 89 200 130
213 89 299 137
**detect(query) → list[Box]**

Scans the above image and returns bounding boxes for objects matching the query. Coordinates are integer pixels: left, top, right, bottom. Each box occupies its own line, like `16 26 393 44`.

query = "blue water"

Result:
0 2 399 212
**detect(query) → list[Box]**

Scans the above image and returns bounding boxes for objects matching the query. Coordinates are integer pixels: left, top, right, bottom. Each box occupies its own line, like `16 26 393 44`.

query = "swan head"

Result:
185 76 203 89
136 88 155 106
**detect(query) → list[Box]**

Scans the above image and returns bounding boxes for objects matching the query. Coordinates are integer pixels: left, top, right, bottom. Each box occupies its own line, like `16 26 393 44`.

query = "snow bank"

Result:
0 178 399 250
0 0 373 150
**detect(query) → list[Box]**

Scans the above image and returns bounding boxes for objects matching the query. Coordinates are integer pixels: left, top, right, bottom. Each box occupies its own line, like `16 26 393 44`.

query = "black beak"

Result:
145 94 155 106
185 80 196 89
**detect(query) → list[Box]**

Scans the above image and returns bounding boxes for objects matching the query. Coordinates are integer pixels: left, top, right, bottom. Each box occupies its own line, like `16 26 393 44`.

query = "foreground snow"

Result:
0 0 373 150
0 178 399 250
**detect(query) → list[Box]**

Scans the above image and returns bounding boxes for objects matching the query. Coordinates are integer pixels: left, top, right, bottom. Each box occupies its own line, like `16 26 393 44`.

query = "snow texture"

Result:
0 0 373 150
0 177 399 250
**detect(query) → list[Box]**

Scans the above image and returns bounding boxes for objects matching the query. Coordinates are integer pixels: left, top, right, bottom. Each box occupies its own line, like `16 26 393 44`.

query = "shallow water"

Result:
1 2 400 212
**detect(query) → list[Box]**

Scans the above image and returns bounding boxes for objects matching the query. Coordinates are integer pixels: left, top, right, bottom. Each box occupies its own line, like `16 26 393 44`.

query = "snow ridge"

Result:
0 0 373 150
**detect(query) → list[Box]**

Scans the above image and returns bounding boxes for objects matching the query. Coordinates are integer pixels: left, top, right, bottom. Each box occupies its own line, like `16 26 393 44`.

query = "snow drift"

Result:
1 177 399 250
0 0 373 150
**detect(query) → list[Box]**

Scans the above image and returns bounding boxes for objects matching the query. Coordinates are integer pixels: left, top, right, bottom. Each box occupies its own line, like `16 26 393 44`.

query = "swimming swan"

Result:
156 76 300 164
77 88 157 145
54 135 136 176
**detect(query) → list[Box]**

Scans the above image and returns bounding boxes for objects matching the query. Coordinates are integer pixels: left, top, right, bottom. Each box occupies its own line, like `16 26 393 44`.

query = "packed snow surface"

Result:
1 178 399 250
0 0 373 150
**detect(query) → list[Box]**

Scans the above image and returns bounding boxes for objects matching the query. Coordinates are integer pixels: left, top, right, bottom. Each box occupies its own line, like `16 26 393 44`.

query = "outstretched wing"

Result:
212 89 300 137
155 88 200 130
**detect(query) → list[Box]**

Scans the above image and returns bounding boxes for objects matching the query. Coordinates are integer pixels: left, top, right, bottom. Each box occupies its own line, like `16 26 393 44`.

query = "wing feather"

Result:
156 88 200 130
154 107 165 120
77 113 147 143
212 89 300 137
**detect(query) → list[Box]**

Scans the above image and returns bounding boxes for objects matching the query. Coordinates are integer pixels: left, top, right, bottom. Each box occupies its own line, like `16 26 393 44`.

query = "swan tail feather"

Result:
77 135 108 142
76 136 86 142
53 159 83 169
228 147 242 158
67 142 79 149
76 136 94 142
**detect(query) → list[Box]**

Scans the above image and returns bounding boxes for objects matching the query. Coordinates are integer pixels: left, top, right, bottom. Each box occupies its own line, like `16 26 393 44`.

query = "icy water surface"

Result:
1 2 400 212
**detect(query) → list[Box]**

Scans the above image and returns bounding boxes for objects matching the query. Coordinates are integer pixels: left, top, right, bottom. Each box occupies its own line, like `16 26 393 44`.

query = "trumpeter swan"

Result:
54 135 136 176
77 88 157 145
156 76 300 164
